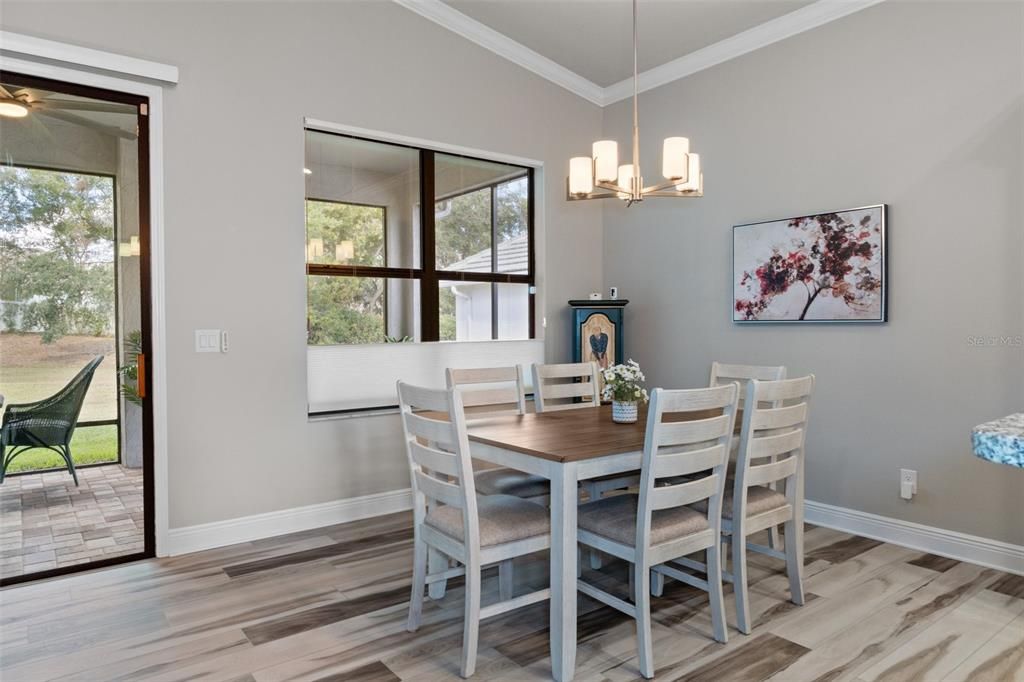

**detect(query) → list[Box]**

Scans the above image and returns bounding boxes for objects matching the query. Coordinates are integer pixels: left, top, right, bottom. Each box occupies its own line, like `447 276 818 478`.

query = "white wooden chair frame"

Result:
663 375 814 635
399 382 551 678
575 384 739 678
710 361 787 551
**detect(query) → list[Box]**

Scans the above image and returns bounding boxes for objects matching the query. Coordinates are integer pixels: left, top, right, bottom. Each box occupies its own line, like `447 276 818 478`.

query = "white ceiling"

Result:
443 0 814 87
399 0 885 105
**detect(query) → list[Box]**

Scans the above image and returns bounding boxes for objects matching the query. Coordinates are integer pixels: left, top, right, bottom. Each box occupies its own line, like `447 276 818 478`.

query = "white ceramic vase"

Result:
612 400 638 424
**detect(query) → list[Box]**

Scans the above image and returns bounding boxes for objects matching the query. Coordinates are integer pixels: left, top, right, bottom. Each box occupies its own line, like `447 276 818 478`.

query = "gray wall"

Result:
602 0 1024 544
1 1 604 529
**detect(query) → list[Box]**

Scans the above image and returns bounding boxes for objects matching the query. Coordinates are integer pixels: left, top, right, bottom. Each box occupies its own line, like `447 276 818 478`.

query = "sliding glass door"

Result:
0 71 154 584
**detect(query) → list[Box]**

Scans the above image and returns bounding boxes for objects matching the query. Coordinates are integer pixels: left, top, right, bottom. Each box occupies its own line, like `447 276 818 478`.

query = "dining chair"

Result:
531 361 600 412
710 361 787 551
533 361 640 570
446 366 549 502
399 381 551 678
672 375 814 635
575 383 739 678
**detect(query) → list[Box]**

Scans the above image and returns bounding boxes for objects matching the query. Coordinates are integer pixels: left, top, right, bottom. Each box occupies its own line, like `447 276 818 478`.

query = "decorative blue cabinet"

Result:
570 299 628 375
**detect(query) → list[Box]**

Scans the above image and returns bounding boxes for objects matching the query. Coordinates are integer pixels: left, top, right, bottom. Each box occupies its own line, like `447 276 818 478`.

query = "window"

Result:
304 129 534 345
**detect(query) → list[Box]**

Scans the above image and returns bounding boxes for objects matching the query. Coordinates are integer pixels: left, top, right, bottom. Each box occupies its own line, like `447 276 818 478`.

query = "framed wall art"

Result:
733 204 887 323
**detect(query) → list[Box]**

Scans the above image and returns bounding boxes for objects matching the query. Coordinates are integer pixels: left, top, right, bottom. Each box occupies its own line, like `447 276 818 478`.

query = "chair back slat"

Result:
532 362 599 412
446 366 527 416
746 456 799 488
539 382 594 401
652 443 727 479
459 387 522 409
754 375 814 404
748 428 804 460
656 415 732 448
414 469 464 507
650 475 720 511
405 412 459 449
409 441 461 478
635 383 740 553
750 403 808 432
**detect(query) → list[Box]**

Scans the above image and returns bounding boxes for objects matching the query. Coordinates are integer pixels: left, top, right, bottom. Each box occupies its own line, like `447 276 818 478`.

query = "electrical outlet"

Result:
900 468 917 500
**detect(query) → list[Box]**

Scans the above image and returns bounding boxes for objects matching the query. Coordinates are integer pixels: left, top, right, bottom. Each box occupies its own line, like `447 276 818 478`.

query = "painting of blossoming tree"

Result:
733 205 886 322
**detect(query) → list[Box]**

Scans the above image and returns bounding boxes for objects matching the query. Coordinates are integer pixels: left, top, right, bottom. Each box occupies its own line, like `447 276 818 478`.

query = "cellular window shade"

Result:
307 339 545 413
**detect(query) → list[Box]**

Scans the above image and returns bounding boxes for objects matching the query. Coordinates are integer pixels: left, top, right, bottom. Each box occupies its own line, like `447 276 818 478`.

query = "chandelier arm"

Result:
642 189 703 198
642 178 691 194
566 190 626 201
596 180 628 193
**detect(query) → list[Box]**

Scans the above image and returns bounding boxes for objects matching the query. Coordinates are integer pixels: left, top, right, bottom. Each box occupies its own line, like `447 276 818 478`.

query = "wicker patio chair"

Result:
0 355 104 486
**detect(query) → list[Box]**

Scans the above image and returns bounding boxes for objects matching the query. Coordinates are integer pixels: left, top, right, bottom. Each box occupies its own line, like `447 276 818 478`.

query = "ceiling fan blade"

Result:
35 99 136 114
23 115 58 145
36 109 137 140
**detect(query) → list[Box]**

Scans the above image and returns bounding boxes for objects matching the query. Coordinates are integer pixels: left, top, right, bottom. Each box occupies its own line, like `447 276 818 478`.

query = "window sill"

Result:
308 406 400 422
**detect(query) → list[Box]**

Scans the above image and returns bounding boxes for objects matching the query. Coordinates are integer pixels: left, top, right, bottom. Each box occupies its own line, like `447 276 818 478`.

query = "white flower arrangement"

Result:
601 359 650 404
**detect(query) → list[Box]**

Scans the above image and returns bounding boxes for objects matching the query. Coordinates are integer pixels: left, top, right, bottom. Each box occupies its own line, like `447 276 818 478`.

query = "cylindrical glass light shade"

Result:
676 153 701 192
593 140 619 183
661 137 690 180
336 240 355 261
569 157 594 195
617 164 634 193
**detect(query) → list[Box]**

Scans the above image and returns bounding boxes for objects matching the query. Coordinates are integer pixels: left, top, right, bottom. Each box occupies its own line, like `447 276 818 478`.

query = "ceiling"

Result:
443 0 815 87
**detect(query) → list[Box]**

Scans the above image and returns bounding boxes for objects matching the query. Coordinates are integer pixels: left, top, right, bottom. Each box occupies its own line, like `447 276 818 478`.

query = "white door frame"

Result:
1 34 176 556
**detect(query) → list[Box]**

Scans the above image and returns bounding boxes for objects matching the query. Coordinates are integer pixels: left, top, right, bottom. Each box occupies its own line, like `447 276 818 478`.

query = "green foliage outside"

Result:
4 424 118 473
0 166 115 343
305 200 387 345
306 175 529 345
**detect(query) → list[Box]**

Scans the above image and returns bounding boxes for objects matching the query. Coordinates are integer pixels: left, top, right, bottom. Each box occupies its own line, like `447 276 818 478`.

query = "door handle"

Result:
137 352 146 400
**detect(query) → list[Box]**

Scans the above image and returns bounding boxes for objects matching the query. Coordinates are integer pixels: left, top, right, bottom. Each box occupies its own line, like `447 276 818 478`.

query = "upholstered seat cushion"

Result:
425 495 549 546
692 484 789 519
474 468 549 498
578 493 709 547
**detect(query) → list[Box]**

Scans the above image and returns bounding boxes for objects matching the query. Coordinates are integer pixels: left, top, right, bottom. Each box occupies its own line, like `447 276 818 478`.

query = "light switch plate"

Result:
195 329 221 353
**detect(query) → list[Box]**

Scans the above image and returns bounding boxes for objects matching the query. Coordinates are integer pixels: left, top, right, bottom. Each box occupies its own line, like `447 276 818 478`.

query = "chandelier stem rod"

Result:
631 0 640 201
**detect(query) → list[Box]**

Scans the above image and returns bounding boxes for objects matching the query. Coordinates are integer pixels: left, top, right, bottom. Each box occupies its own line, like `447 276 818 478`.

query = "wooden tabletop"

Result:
465 404 724 463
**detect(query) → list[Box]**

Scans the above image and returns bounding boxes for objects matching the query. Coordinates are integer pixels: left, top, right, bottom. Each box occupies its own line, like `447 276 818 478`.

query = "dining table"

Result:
462 403 722 682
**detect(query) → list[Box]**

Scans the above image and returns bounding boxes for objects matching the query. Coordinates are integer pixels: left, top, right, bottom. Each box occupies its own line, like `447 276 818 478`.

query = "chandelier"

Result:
567 0 703 206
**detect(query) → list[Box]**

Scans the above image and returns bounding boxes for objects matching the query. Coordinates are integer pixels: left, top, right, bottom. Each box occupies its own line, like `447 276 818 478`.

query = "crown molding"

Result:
0 31 179 83
603 0 886 105
394 0 886 109
392 0 605 106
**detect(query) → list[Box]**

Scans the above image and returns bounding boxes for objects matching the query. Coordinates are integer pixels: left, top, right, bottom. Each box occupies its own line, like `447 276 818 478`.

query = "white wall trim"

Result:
304 117 544 169
392 0 885 108
0 53 172 558
0 31 179 84
603 0 886 105
806 500 1024 576
166 489 414 556
391 0 605 106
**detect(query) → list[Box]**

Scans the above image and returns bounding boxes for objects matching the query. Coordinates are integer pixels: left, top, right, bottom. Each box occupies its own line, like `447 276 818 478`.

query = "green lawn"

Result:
4 424 119 474
1 333 120 473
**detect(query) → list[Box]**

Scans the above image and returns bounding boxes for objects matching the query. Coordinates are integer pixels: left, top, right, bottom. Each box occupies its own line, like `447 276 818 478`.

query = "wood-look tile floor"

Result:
0 511 1021 681
0 465 144 579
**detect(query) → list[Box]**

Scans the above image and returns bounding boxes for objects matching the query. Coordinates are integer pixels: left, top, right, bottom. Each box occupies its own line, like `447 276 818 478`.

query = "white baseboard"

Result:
165 491 1023 576
805 500 1024 576
165 488 413 556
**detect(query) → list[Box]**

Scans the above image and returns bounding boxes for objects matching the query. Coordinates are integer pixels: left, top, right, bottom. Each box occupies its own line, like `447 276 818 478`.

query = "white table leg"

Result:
550 462 577 682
